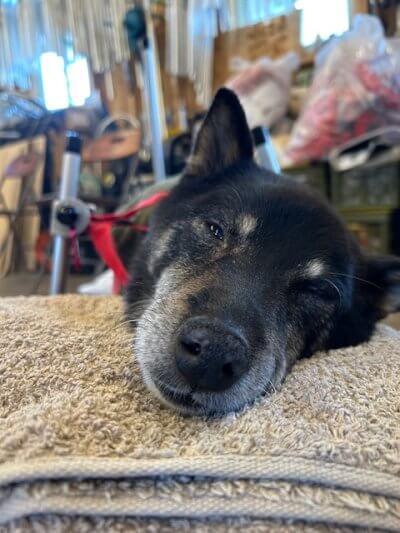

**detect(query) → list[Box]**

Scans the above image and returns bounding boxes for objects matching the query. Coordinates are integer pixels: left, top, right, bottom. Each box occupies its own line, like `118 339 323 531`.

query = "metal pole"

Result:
141 1 166 182
141 42 166 182
124 4 166 181
50 237 69 294
50 133 82 295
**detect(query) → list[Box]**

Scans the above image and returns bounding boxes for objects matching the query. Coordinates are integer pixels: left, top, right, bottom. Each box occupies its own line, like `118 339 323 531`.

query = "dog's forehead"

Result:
212 180 349 269
214 181 340 231
167 173 350 272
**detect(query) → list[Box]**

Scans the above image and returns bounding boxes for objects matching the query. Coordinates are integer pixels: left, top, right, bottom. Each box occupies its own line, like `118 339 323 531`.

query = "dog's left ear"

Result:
364 255 400 315
186 88 253 177
326 254 400 350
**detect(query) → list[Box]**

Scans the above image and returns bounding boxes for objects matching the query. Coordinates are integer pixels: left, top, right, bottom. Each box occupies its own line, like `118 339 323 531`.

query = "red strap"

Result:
88 221 130 289
91 191 169 223
87 191 170 293
69 228 82 271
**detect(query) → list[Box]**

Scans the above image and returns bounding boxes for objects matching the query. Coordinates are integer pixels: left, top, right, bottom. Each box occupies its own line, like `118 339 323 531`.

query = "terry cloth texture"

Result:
0 296 399 532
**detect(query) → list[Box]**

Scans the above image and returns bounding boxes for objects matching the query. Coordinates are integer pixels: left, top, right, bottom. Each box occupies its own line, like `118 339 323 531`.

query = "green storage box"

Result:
331 156 400 210
339 207 396 255
284 162 330 199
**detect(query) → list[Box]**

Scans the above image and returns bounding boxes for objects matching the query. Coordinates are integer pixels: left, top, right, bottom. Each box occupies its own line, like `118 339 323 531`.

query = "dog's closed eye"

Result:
293 279 341 302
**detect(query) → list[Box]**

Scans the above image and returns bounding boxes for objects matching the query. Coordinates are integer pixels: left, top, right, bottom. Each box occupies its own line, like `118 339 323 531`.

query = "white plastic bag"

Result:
285 15 400 165
226 52 299 129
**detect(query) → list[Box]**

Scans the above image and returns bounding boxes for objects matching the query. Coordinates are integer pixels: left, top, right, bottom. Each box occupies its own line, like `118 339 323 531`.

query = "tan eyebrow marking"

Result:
238 214 257 238
304 259 325 278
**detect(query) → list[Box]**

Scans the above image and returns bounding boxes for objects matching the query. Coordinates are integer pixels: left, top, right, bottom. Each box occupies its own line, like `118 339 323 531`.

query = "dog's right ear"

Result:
185 88 253 177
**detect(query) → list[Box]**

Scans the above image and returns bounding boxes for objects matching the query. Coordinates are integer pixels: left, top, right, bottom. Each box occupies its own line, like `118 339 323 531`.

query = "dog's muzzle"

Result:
174 317 250 392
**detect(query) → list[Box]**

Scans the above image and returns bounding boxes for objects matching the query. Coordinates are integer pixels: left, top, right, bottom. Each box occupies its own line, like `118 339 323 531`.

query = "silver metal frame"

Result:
50 134 82 295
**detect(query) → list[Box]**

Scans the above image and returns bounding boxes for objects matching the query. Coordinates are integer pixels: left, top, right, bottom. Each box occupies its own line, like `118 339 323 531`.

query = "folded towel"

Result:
0 296 399 531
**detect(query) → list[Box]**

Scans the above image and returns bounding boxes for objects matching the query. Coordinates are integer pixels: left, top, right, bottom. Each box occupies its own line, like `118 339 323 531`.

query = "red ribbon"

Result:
69 228 82 272
90 191 169 223
87 191 169 293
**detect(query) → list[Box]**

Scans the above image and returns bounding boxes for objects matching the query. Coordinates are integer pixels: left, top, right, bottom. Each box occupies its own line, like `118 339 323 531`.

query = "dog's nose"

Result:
175 318 249 392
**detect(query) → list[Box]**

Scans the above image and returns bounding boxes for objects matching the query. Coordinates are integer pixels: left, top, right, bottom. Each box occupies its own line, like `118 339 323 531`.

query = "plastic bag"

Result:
285 15 400 165
226 52 299 129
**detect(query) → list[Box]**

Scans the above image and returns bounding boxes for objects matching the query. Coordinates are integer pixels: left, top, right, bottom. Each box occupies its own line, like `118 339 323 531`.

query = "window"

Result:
40 52 91 111
66 56 92 107
295 0 350 47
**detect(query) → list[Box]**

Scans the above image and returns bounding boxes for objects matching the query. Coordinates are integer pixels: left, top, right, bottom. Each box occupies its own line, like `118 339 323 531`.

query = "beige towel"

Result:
0 296 399 532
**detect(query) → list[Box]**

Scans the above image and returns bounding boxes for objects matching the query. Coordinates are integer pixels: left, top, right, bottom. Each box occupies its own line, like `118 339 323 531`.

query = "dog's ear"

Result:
363 255 400 315
186 88 253 177
325 254 400 350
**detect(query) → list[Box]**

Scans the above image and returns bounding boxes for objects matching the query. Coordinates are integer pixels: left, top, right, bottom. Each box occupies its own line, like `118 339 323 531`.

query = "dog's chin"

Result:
154 380 208 416
141 371 251 417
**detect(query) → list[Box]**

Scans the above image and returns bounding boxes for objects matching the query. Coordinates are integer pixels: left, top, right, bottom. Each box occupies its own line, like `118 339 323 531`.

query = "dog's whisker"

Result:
126 298 152 313
323 278 343 310
261 378 277 396
328 271 382 289
227 182 244 210
107 319 140 334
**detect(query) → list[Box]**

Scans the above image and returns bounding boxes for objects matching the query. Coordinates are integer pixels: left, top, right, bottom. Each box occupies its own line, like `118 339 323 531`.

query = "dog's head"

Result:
126 88 400 416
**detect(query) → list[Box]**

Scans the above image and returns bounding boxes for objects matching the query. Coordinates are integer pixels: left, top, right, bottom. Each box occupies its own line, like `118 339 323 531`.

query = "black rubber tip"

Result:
252 126 268 147
65 132 82 154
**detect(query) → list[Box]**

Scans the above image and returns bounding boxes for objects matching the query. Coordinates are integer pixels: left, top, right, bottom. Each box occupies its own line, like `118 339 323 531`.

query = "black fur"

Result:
124 88 400 416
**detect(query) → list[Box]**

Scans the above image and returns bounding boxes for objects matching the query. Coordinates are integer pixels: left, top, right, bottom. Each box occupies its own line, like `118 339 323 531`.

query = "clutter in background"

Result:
286 123 400 256
0 0 296 108
285 15 400 165
165 0 295 107
0 0 130 90
329 127 400 255
226 52 300 129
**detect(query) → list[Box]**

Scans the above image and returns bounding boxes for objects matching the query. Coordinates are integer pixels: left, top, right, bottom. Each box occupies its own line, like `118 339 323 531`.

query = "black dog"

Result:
125 88 400 416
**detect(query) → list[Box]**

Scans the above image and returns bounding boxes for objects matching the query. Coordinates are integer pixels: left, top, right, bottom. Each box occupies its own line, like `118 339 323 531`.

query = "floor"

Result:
1 272 400 330
0 273 92 297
